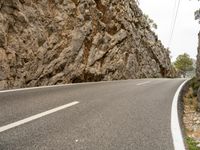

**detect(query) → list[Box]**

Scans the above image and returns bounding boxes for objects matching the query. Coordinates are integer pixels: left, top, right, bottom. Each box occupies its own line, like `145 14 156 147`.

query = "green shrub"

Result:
190 77 200 96
186 137 200 150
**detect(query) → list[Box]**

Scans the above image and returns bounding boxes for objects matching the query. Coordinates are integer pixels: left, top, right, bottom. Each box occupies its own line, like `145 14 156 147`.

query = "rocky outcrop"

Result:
196 32 200 78
0 0 173 90
196 33 200 107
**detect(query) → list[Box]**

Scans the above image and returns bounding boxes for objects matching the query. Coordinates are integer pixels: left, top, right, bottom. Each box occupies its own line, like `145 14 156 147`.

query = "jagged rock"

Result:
197 32 200 78
196 32 200 110
0 0 173 89
197 88 200 110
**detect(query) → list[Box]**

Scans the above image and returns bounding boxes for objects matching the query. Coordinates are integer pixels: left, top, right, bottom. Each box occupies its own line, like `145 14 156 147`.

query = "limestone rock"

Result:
0 0 173 89
197 32 200 78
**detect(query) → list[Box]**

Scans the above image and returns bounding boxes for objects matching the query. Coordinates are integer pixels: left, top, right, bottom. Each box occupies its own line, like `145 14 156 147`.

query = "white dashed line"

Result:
136 81 151 86
0 101 79 133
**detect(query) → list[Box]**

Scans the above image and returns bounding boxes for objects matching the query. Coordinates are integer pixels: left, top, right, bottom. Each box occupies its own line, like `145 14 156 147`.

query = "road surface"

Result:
0 79 185 150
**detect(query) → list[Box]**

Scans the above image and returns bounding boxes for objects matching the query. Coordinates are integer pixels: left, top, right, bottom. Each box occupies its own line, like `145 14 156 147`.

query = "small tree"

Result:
174 53 194 77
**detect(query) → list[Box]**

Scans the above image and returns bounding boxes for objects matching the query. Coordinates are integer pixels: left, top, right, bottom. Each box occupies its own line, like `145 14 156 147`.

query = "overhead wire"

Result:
168 0 181 48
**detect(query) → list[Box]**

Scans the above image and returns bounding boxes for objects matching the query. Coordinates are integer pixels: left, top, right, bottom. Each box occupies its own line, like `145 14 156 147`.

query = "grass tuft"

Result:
190 77 200 97
186 137 200 150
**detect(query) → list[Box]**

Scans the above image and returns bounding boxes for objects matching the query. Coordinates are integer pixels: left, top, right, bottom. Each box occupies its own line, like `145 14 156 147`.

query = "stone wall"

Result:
0 0 173 89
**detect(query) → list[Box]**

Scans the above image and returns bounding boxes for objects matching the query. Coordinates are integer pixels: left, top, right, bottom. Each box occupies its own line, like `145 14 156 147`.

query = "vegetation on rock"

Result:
144 14 158 30
186 137 200 150
183 78 200 150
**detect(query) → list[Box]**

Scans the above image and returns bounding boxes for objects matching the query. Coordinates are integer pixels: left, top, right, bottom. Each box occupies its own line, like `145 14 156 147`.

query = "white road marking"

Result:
0 84 67 93
0 81 117 93
0 79 157 93
136 81 151 86
171 80 188 150
0 101 79 133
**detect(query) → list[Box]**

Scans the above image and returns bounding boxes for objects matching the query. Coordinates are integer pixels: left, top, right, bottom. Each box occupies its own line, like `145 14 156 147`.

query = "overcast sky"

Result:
139 0 200 61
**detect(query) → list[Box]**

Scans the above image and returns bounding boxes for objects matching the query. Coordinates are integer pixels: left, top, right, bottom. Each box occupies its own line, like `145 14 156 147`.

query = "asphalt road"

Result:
0 79 185 150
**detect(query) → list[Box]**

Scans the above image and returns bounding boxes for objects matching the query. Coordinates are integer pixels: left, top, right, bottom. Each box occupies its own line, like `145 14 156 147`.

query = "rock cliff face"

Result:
0 0 172 89
197 32 200 77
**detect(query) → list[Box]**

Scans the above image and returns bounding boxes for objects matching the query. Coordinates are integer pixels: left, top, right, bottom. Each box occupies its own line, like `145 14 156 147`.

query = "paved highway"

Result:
0 79 185 150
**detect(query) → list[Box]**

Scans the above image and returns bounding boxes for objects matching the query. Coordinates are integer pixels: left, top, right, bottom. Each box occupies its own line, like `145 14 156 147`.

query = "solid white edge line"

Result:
0 81 117 93
0 101 79 133
0 79 157 93
171 79 188 150
136 81 151 86
0 79 177 93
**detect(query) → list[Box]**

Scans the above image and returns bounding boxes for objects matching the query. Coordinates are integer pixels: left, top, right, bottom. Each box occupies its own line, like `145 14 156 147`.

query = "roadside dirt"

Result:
183 87 200 147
